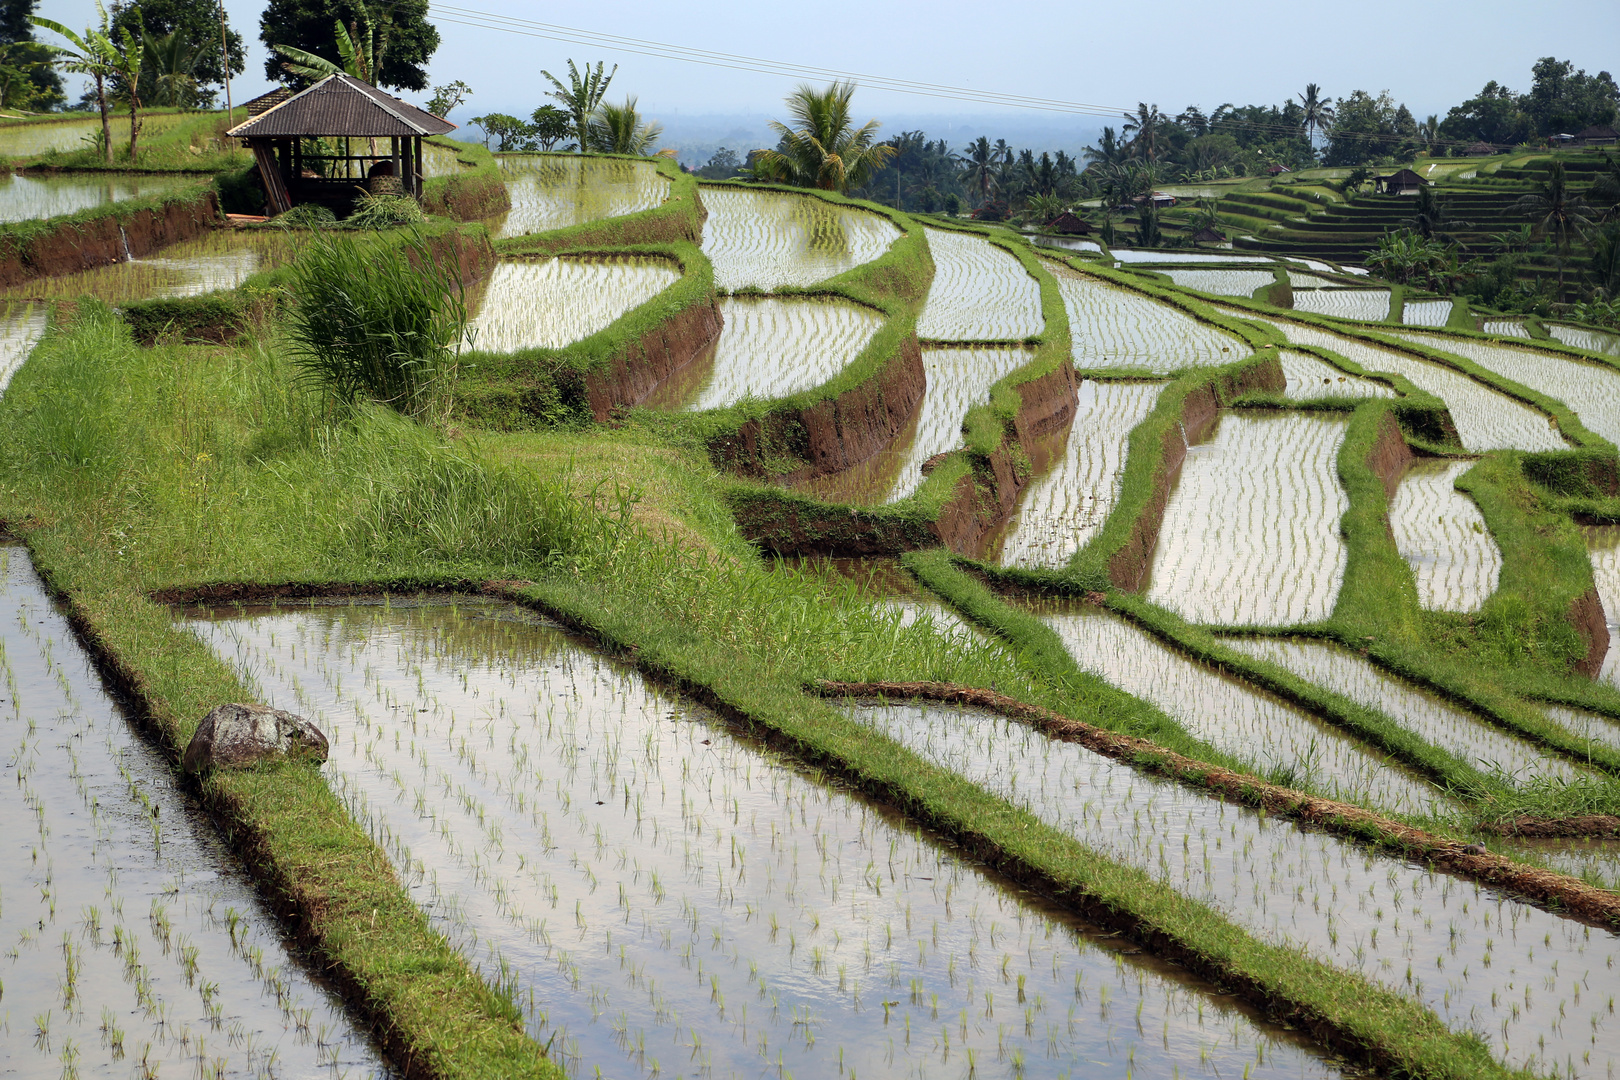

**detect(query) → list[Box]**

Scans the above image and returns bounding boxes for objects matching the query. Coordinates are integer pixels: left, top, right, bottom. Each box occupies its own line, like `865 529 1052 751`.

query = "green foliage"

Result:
540 59 615 149
758 81 896 194
108 0 244 100
586 96 661 156
425 78 470 119
259 0 438 91
284 229 467 417
343 190 424 229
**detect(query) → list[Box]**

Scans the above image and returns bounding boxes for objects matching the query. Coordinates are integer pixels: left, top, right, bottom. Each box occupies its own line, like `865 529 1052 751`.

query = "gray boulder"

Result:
182 703 329 775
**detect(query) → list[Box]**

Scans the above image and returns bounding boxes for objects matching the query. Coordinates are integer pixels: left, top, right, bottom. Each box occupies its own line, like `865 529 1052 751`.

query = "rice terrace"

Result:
5 0 1620 1075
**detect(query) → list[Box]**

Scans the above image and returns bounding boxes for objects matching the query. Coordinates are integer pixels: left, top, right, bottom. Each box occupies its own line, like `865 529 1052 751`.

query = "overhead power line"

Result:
422 4 1521 154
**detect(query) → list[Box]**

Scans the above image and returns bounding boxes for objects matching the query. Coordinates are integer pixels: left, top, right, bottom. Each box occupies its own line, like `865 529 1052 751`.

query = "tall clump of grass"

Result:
285 228 467 420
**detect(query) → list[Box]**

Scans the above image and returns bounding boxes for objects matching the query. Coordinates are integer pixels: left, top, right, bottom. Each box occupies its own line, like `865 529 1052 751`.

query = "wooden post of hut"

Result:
226 73 454 217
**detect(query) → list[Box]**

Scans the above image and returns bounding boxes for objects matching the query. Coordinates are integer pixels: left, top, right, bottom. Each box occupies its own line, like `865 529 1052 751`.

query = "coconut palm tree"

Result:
960 136 997 208
30 9 117 163
1121 103 1163 162
541 59 615 151
1298 83 1334 150
1516 161 1594 291
1083 126 1124 168
587 97 662 155
141 29 201 108
757 81 895 193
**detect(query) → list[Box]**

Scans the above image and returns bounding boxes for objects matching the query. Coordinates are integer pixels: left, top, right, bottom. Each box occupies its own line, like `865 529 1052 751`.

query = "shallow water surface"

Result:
0 300 46 393
0 548 389 1079
917 229 1043 341
662 296 883 410
1549 324 1620 357
1482 320 1531 339
0 113 187 157
1162 267 1275 296
851 697 1620 1076
465 256 679 353
1400 299 1454 327
0 170 193 222
701 187 900 292
1032 603 1442 814
1387 458 1501 612
1291 289 1392 323
1146 411 1350 626
880 346 1030 502
2 230 298 304
1585 526 1620 689
494 154 669 238
994 380 1166 568
1278 350 1396 399
1050 260 1239 373
186 598 1348 1080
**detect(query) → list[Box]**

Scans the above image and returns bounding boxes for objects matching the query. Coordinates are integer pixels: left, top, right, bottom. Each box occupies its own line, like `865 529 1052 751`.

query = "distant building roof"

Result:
1046 211 1092 235
227 74 454 139
243 87 292 116
1462 141 1496 156
1384 168 1426 184
1267 164 1290 175
1574 124 1619 143
1192 226 1225 244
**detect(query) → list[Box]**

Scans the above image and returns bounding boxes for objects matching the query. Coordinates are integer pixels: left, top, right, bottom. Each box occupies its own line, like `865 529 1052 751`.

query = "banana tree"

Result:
272 10 387 84
108 21 145 161
541 60 616 150
29 7 118 163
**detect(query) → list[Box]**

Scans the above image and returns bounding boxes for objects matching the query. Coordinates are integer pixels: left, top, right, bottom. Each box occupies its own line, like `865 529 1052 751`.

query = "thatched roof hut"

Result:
1462 141 1496 157
1373 168 1427 195
1574 124 1619 147
1192 226 1225 245
226 73 455 214
1046 211 1092 235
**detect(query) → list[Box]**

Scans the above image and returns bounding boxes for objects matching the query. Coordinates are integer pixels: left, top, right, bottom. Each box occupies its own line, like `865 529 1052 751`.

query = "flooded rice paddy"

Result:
1278 350 1396 399
1161 268 1275 296
1549 325 1620 358
1482 320 1532 338
1222 638 1580 784
1033 604 1445 814
1387 459 1501 613
916 230 1043 341
493 155 670 238
0 548 389 1079
993 380 1166 569
0 113 187 158
850 697 1620 1076
1233 311 1567 452
1028 235 1100 253
1111 250 1271 264
1145 411 1350 626
0 301 46 394
1401 300 1455 328
1291 290 1393 323
1287 272 1341 289
1492 834 1620 893
2 230 299 305
185 598 1349 1080
1584 527 1620 689
1395 331 1620 448
882 347 1031 502
464 256 680 354
663 296 882 410
0 170 195 223
419 140 473 177
1049 260 1240 373
700 187 901 292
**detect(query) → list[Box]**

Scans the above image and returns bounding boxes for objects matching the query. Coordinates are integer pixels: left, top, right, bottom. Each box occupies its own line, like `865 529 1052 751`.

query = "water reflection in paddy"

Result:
0 170 194 222
186 597 1348 1080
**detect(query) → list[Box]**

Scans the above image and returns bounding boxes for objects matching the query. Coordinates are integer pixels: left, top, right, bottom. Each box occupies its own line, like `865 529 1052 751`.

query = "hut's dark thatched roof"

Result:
1192 226 1225 244
1047 211 1091 235
1575 124 1619 140
227 74 454 139
1463 141 1495 156
1383 168 1426 186
242 87 292 116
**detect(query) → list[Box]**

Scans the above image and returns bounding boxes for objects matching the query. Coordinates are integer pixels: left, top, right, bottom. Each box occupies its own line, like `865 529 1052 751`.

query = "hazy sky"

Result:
41 0 1620 150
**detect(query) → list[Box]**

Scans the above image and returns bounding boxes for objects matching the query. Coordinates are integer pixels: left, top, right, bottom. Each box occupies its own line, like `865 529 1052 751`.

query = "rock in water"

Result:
182 703 328 775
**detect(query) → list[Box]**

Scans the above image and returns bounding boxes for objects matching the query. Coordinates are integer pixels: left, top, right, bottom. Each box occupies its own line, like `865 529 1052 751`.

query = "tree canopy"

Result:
109 0 242 106
259 0 438 91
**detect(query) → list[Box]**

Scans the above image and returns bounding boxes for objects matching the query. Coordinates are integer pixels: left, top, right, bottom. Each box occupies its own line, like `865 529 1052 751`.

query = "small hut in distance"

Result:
1045 211 1092 235
226 73 455 215
1373 168 1427 196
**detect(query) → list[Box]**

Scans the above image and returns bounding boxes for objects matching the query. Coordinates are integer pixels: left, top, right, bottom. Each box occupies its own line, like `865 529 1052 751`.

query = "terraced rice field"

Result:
1033 605 1445 813
1146 411 1351 626
1 549 386 1079
420 141 472 177
1 231 300 305
495 155 670 238
1493 834 1620 892
1540 704 1620 754
995 380 1167 568
700 187 901 292
1481 320 1531 338
673 296 883 410
1278 349 1396 399
1234 312 1567 452
1286 272 1341 289
1049 261 1240 373
1387 459 1501 612
0 301 46 393
187 599 1347 1080
884 347 1030 502
1224 638 1578 783
1030 235 1100 253
465 256 679 353
852 697 1619 1076
1549 324 1620 357
1111 250 1271 264
1401 299 1454 327
1396 330 1620 446
0 113 187 157
1161 268 1275 296
916 229 1043 341
1291 289 1392 322
0 171 194 223
1584 526 1620 688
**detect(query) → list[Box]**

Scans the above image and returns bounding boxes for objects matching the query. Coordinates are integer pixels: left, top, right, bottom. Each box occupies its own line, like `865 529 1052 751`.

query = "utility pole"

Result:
218 0 232 118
